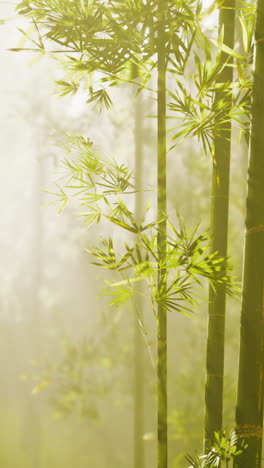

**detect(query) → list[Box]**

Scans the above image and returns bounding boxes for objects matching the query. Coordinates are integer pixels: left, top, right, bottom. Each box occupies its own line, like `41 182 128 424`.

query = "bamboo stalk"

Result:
236 0 264 464
157 1 167 466
204 0 235 451
134 80 145 468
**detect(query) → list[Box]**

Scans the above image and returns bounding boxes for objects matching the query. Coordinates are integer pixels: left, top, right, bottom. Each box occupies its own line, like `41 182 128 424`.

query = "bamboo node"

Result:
236 424 263 439
246 225 264 235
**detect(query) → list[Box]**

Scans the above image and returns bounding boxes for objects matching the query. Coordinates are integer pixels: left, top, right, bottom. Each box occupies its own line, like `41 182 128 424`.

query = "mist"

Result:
0 2 250 468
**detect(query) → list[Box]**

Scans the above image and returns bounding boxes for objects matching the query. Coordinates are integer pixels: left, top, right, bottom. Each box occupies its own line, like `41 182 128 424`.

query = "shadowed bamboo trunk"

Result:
204 0 235 451
134 82 145 468
157 1 167 467
235 0 264 465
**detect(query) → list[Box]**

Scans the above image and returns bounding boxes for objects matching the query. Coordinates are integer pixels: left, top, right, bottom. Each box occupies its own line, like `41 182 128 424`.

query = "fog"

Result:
0 2 247 467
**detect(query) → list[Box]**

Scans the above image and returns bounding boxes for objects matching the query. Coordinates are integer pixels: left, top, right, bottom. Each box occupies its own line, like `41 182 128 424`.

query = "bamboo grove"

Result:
7 0 264 466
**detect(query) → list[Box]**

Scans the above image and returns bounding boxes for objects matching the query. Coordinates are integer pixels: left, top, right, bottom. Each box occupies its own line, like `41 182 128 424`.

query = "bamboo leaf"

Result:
104 216 138 233
211 39 246 61
32 379 50 395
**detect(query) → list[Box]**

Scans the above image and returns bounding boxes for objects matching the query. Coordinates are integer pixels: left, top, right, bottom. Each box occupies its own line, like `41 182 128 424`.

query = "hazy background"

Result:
0 2 247 467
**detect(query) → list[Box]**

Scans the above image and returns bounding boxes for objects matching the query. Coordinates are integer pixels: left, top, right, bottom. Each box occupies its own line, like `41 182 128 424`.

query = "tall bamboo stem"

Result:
236 0 264 465
157 1 167 467
134 83 145 468
204 0 235 451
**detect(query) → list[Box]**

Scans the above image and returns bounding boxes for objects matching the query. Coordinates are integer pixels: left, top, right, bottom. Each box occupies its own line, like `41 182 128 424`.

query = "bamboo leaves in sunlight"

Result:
168 26 253 154
55 80 79 96
186 429 248 467
48 137 238 316
92 220 238 314
14 0 204 112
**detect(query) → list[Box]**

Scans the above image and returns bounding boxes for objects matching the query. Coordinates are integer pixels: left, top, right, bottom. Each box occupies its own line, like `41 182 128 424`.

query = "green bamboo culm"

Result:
157 1 167 467
132 63 145 468
235 0 264 465
204 0 235 451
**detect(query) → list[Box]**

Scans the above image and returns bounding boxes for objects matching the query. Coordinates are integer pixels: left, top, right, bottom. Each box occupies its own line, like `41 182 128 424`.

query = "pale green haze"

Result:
0 1 257 467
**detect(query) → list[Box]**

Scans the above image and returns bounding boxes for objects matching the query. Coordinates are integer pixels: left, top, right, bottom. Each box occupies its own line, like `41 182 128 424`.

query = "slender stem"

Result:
236 0 264 464
204 0 235 451
134 81 145 468
134 302 145 468
157 1 167 467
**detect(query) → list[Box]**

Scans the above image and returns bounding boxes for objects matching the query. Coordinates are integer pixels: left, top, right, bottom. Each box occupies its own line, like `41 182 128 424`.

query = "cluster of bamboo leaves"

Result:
186 430 248 467
55 319 132 419
11 0 251 312
14 0 255 152
48 134 237 314
22 311 132 419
